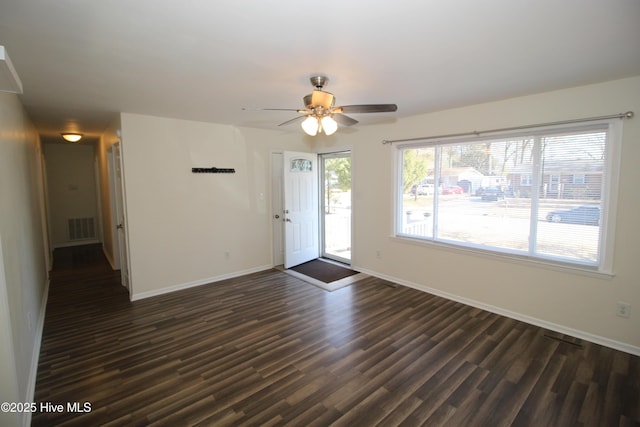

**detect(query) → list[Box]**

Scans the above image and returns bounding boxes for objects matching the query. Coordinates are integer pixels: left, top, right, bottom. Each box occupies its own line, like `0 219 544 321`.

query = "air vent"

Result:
67 218 96 241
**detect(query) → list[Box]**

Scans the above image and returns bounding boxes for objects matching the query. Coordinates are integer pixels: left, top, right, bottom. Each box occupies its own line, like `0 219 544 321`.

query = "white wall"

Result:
0 92 48 427
43 143 99 247
120 113 310 299
316 76 640 353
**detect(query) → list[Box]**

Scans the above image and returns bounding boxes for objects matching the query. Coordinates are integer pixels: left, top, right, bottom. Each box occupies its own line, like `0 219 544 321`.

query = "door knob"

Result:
285 218 292 222
116 223 123 229
274 214 280 219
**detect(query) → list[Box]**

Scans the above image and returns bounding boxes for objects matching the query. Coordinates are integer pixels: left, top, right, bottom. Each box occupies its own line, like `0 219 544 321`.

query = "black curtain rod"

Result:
381 111 634 145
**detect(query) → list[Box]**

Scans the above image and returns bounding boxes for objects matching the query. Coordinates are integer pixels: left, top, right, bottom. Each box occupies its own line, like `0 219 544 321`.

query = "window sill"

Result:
390 235 615 280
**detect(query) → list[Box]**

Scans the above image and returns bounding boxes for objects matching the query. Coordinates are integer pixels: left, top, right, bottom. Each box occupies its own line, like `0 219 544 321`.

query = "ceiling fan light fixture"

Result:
301 116 318 136
321 116 338 136
309 90 334 109
61 133 83 143
266 75 397 135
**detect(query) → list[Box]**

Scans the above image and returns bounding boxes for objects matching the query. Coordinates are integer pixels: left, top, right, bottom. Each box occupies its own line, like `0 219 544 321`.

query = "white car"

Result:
413 183 434 195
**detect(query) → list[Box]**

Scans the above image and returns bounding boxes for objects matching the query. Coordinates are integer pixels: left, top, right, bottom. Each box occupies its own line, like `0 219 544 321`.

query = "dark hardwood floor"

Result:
33 244 639 426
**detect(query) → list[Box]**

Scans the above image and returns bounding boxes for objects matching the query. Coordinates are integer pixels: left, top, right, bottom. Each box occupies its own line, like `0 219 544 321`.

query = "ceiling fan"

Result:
253 75 398 136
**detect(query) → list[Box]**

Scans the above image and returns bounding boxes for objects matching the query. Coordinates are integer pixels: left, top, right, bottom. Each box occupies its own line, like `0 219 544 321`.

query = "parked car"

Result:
411 182 434 196
441 186 463 195
546 205 600 226
481 187 505 201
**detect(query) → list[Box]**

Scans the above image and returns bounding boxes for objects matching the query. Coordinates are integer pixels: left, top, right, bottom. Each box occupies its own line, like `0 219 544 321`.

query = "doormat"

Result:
285 259 367 292
290 259 358 283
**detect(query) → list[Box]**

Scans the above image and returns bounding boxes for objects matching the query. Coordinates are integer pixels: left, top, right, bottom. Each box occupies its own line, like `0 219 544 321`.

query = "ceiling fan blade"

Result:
332 113 359 126
335 104 398 114
278 115 308 127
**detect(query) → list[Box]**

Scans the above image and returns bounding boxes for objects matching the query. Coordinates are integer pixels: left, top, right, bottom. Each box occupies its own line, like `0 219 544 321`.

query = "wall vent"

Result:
67 217 96 241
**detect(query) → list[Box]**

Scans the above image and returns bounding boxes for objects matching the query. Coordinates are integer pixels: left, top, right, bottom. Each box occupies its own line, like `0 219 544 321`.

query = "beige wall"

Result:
0 91 48 426
43 143 99 247
120 113 310 298
316 76 640 353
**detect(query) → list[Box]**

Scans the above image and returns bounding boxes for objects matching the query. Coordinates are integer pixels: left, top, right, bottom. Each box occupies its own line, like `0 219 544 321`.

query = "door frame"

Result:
319 150 352 265
271 152 284 266
271 147 353 268
271 150 320 268
107 146 121 269
282 150 319 269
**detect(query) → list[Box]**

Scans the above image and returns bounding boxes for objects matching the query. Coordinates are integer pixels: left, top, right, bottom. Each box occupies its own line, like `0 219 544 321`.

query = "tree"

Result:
456 144 489 174
324 157 351 191
403 150 428 194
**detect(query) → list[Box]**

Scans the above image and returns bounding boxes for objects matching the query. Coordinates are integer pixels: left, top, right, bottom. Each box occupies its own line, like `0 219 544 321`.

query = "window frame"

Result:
520 174 532 186
393 119 622 276
572 174 586 185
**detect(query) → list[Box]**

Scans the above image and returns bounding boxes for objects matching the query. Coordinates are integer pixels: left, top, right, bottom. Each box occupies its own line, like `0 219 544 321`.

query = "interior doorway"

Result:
320 151 352 264
108 142 131 294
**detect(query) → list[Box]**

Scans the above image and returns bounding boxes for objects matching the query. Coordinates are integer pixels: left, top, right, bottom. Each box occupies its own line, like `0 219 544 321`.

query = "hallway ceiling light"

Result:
61 133 83 143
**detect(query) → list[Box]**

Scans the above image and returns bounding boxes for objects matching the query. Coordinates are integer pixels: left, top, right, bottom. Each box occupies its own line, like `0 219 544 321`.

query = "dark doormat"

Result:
289 259 358 283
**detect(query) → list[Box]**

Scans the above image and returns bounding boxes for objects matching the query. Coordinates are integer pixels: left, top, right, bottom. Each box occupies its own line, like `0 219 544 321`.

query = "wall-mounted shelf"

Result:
192 167 235 174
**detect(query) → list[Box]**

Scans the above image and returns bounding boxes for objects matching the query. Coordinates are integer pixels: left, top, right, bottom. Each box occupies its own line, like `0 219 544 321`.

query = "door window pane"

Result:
291 158 312 172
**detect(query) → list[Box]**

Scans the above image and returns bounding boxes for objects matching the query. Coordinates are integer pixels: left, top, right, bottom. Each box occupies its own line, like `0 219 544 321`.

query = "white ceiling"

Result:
1 0 639 141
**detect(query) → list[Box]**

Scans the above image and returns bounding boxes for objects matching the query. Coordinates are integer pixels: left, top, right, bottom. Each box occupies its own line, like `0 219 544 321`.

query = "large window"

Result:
396 121 620 272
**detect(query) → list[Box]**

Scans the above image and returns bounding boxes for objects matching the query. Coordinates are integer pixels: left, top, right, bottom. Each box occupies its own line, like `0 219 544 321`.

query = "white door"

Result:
283 151 319 268
107 148 121 269
112 142 131 294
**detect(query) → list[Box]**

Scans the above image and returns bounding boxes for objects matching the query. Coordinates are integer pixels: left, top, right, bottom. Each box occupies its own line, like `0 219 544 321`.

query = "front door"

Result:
283 151 319 268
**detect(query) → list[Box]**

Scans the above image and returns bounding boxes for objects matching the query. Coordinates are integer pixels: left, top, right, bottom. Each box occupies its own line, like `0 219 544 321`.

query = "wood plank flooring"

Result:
33 244 640 426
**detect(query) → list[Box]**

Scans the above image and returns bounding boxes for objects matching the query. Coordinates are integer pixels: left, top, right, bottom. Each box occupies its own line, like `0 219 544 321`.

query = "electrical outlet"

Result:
616 302 631 318
376 250 382 259
224 250 230 260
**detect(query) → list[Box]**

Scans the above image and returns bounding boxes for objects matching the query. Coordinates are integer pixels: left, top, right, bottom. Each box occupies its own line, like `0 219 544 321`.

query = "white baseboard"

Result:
102 246 117 270
24 278 50 427
131 264 273 301
355 266 640 357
